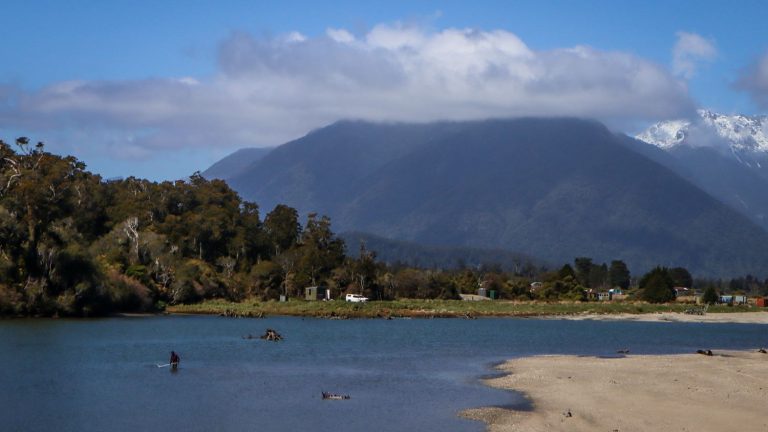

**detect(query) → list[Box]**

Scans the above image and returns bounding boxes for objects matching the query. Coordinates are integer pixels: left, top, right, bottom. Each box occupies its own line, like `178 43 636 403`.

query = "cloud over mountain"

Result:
1 24 694 161
737 50 768 109
672 31 717 79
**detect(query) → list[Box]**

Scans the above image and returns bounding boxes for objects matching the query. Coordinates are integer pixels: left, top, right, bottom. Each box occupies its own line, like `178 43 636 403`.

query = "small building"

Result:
719 294 748 305
459 293 491 301
597 292 612 301
477 287 487 297
305 286 330 301
756 297 767 307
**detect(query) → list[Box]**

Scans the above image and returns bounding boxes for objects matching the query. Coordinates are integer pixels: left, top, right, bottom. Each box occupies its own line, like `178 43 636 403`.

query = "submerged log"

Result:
260 328 283 341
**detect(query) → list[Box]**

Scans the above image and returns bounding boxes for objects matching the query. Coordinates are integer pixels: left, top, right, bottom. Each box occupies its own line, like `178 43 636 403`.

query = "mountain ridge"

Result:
635 109 768 231
216 117 768 277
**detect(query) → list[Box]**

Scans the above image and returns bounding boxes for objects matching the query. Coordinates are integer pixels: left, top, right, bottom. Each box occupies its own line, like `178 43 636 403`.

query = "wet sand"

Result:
463 350 768 432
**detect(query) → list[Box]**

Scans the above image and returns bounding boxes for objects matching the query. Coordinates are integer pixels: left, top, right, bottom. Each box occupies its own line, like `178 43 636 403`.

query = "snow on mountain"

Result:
635 118 691 149
636 109 768 153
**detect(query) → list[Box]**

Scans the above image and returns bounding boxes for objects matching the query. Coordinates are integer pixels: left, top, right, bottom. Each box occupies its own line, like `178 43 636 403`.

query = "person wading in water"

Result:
169 351 180 369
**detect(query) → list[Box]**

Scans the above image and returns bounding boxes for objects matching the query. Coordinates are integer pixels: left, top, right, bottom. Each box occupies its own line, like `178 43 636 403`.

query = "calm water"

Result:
1 315 766 432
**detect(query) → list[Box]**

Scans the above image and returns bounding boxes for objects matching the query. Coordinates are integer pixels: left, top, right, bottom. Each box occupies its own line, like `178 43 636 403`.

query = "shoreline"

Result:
463 349 768 432
547 311 768 324
165 299 768 321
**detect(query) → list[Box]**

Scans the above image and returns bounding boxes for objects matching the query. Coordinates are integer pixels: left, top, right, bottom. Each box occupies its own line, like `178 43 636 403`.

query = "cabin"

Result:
719 294 748 305
305 286 330 301
475 287 498 299
608 288 627 301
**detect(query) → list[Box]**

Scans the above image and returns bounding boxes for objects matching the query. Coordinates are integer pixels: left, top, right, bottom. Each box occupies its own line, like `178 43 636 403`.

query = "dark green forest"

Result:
0 138 349 315
1 139 766 317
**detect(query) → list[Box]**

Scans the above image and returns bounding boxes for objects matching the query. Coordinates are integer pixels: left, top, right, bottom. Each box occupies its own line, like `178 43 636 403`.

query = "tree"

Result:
701 285 719 305
669 267 693 288
639 267 675 303
296 213 346 286
589 263 608 289
558 264 576 280
393 268 425 298
609 260 631 289
264 205 301 256
350 243 379 299
574 257 592 287
0 139 89 278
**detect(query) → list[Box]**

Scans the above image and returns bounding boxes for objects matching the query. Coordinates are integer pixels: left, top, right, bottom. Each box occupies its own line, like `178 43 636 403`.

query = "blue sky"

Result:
1 0 767 180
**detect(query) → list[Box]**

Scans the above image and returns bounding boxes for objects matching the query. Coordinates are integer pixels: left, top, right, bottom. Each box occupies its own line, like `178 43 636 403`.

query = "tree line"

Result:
1 139 765 316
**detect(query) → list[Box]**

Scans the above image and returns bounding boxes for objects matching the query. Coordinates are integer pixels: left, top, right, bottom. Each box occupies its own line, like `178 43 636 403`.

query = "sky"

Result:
1 0 767 181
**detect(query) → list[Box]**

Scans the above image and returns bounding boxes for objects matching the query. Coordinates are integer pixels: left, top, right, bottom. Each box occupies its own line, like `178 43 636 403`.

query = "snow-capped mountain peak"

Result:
635 118 691 149
636 110 768 153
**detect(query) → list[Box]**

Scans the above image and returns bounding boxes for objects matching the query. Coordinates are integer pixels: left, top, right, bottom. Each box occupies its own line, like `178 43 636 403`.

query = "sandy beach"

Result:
463 350 768 432
557 311 768 324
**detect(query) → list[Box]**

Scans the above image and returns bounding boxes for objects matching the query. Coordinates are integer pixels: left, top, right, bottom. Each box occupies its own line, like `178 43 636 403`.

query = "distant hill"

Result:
202 147 273 180
228 121 465 217
341 231 542 272
223 118 768 277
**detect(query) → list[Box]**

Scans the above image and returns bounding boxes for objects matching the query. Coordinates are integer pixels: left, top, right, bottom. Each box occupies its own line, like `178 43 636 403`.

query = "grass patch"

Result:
167 299 758 319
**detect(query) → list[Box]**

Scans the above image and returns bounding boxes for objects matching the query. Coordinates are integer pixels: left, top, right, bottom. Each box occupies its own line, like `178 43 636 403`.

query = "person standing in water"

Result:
169 351 180 369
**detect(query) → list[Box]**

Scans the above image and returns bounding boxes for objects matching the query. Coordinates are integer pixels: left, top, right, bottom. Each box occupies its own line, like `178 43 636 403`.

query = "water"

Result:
1 315 766 432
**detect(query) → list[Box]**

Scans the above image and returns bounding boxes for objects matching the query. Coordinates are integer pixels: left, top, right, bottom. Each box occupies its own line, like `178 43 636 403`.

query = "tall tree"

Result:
296 213 345 286
574 257 593 287
669 267 693 288
589 263 608 289
264 204 301 256
609 260 631 289
639 267 675 303
701 285 719 305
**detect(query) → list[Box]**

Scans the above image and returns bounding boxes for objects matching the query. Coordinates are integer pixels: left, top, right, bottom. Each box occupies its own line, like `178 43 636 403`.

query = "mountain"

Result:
637 110 768 177
341 231 541 272
228 120 465 216
225 118 768 277
637 109 768 152
635 110 768 231
202 147 273 180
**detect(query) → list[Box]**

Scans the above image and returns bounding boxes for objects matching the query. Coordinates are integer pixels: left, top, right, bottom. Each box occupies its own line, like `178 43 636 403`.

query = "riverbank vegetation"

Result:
1 139 767 317
167 299 752 319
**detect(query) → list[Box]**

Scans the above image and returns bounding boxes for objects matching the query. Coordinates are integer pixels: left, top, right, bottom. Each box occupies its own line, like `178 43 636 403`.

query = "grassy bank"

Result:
166 299 754 319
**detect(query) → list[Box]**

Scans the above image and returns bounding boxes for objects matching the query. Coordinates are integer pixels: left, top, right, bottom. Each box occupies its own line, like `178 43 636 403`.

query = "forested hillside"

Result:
0 138 347 316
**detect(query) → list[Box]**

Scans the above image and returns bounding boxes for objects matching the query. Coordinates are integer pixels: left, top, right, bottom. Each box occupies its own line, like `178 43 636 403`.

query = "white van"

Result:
345 294 368 303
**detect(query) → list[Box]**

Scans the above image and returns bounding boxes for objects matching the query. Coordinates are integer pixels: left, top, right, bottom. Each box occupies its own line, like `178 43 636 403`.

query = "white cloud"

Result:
285 31 306 43
672 31 717 79
736 50 768 109
1 24 695 168
326 28 355 44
